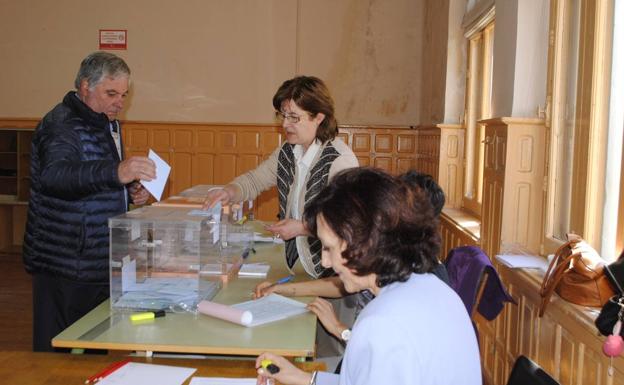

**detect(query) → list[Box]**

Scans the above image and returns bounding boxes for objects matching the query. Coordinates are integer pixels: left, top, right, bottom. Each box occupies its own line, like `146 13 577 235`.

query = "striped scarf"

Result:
277 141 340 277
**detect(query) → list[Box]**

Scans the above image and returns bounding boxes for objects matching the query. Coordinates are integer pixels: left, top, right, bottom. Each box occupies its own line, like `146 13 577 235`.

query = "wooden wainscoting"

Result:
123 122 433 221
437 124 465 209
439 212 624 385
480 117 546 258
122 122 284 221
0 119 439 247
481 262 624 385
439 208 480 261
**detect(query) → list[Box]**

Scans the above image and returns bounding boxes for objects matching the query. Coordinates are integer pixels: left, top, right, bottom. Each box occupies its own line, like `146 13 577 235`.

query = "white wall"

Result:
0 0 427 126
490 0 518 117
491 0 549 118
511 0 549 117
443 0 468 124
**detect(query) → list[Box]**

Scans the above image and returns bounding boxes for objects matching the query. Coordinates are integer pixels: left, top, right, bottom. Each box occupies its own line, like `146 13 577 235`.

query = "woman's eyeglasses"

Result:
275 111 301 123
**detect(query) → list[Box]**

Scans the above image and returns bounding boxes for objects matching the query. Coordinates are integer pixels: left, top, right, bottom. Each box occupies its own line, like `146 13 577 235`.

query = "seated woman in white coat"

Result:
255 167 482 385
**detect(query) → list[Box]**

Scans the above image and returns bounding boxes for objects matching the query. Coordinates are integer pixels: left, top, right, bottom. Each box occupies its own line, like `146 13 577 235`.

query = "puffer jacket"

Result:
23 91 126 283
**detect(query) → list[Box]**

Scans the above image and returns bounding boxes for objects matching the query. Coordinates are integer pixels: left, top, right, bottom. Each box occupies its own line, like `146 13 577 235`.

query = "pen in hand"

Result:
251 275 295 298
267 275 294 289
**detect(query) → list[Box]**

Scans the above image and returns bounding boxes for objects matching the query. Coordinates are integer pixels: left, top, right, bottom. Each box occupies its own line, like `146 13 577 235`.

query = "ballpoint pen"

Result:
268 275 294 288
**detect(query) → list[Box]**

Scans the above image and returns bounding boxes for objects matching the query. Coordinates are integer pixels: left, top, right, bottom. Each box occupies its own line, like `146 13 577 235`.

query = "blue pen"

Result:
271 275 294 287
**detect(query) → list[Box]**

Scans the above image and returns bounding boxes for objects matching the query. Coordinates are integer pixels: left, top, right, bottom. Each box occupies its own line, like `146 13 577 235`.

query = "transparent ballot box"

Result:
108 205 252 313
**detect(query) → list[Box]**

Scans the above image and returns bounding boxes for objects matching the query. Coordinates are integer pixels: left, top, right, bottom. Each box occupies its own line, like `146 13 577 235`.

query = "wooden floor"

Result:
0 253 32 350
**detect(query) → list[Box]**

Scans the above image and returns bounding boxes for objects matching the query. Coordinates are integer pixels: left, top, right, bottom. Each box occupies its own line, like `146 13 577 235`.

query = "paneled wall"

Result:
414 126 441 180
439 210 480 260
0 119 440 249
437 124 465 208
480 118 547 257
123 122 431 221
123 122 284 221
440 212 624 385
478 262 624 385
436 116 617 385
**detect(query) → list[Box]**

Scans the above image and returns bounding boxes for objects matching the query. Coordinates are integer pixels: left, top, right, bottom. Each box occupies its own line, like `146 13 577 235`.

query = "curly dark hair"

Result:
304 167 441 288
399 170 445 216
272 76 338 143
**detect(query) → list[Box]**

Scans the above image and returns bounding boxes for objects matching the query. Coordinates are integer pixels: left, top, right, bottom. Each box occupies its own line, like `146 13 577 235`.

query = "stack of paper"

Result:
238 263 270 278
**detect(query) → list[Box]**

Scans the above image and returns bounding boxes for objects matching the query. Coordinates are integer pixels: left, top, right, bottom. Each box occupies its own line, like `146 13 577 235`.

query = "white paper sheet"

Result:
141 149 171 201
495 254 549 271
121 256 136 292
198 294 308 327
231 294 308 327
96 362 195 385
190 378 256 385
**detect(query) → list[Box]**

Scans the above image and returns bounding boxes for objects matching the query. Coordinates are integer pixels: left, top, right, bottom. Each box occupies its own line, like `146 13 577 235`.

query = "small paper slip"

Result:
190 378 255 385
141 149 171 201
495 254 549 271
238 263 270 277
97 362 195 385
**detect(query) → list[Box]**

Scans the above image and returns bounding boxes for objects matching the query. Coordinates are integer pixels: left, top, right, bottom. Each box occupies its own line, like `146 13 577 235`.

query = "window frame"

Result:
462 18 495 218
542 0 614 255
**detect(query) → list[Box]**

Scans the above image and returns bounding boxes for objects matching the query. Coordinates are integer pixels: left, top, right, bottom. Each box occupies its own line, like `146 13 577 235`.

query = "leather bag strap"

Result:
539 241 576 316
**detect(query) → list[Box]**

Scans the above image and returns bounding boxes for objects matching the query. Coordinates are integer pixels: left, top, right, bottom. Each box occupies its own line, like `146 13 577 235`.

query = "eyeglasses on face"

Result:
275 111 302 124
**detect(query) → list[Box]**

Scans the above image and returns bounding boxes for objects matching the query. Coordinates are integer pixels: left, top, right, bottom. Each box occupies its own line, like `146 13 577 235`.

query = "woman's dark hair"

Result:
399 170 445 216
272 76 338 143
304 167 441 287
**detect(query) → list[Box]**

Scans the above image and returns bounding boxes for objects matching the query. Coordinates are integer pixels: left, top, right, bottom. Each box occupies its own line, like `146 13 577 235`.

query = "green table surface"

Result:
52 240 317 357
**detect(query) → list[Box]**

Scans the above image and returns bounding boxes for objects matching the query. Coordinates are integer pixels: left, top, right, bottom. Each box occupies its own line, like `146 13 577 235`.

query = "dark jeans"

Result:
32 273 108 352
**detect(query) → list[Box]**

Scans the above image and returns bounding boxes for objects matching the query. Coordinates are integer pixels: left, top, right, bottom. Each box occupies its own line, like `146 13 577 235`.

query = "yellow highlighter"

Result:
130 310 166 322
261 359 280 374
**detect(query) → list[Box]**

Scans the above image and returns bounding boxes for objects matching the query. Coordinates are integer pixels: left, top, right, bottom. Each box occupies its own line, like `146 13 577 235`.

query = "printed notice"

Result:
99 29 127 50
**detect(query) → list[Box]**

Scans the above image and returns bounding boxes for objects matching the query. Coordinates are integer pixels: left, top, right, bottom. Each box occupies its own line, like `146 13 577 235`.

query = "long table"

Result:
0 351 325 385
52 241 318 358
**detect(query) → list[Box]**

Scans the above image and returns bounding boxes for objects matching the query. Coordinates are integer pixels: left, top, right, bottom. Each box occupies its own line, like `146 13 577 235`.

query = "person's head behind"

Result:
304 167 441 290
399 170 445 216
272 76 338 145
74 51 131 121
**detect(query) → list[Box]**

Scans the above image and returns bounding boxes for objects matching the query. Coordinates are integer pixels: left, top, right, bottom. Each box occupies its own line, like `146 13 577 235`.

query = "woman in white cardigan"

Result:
203 75 357 279
255 167 482 385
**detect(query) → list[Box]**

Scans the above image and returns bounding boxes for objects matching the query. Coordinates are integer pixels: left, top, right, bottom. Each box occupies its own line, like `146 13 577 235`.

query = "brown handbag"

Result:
538 233 615 317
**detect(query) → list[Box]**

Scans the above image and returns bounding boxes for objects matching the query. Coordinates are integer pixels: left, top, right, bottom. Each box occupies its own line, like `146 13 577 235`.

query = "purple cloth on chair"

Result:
445 246 516 320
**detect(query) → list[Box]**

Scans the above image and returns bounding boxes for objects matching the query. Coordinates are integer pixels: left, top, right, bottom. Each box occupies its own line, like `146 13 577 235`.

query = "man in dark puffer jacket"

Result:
23 52 157 351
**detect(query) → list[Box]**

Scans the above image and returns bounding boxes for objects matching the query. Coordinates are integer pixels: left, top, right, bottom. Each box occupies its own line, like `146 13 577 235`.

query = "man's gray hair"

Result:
74 51 130 90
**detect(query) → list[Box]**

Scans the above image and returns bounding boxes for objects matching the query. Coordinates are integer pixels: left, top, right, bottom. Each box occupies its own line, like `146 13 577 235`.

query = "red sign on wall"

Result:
99 30 127 50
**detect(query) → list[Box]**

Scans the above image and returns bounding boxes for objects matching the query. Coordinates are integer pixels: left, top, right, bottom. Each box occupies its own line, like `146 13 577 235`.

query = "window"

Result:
544 0 617 259
545 0 580 242
463 20 495 217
